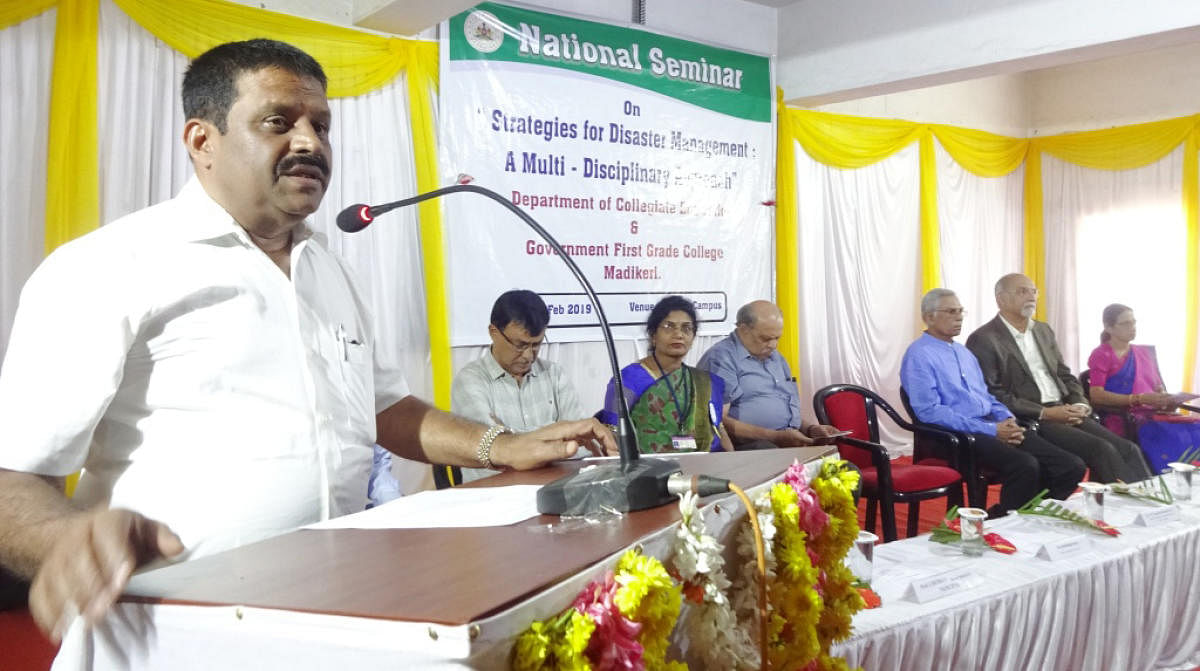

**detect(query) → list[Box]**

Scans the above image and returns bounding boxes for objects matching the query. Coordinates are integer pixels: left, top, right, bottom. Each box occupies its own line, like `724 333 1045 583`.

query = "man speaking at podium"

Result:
0 39 613 645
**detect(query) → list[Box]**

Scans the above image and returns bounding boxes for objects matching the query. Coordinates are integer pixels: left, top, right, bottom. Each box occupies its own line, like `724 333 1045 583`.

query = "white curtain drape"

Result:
1042 147 1186 390
0 7 55 358
98 0 192 225
934 140 1024 335
796 143 921 452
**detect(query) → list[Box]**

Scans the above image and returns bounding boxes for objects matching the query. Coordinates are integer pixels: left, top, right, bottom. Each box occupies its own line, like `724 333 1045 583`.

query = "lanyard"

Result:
652 352 693 433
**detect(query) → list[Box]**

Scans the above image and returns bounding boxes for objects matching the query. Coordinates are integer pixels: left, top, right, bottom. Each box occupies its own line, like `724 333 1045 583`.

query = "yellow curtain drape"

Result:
931 125 1028 178
1022 148 1046 321
788 109 924 169
44 0 98 255
403 42 453 411
1034 115 1197 171
0 0 55 29
113 0 416 98
918 133 942 291
1184 134 1199 392
775 91 802 378
779 108 1200 392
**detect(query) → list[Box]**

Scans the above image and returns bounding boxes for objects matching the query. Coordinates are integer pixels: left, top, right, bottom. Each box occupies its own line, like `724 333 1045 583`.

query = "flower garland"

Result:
512 458 864 671
512 548 686 670
808 459 865 671
731 458 864 671
669 491 757 670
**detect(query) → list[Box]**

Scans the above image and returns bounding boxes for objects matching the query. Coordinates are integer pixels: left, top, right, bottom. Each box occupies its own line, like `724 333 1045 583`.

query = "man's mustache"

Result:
276 154 329 180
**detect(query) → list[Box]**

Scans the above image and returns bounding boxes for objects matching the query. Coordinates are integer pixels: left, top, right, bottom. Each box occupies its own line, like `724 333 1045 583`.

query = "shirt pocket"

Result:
334 327 375 445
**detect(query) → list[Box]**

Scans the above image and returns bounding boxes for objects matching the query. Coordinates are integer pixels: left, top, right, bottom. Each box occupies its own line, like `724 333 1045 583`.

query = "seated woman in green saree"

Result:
598 295 732 453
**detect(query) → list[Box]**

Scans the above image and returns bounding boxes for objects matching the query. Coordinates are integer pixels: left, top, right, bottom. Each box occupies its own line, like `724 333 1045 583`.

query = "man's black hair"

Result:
490 290 550 336
182 38 327 133
645 295 697 340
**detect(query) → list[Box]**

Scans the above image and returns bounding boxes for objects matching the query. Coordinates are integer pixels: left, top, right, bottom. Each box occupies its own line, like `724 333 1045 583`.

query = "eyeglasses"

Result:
658 321 696 336
496 328 546 353
1006 287 1038 297
934 308 967 316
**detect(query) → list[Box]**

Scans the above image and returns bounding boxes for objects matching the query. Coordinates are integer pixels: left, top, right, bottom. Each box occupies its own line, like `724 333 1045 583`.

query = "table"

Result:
52 447 829 670
833 483 1200 671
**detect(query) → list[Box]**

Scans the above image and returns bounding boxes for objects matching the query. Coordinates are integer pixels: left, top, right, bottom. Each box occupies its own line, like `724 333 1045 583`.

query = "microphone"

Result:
336 204 373 233
338 182 683 515
337 174 476 233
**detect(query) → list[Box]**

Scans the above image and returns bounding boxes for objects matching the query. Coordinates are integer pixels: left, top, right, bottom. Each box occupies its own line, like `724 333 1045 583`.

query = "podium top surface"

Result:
123 447 830 625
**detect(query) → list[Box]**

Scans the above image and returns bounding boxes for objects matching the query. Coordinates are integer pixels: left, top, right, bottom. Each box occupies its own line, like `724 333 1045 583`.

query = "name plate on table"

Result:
1035 535 1089 561
902 566 977 604
1135 506 1181 526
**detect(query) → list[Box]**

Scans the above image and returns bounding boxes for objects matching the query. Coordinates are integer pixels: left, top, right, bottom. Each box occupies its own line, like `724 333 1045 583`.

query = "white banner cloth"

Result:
438 2 774 344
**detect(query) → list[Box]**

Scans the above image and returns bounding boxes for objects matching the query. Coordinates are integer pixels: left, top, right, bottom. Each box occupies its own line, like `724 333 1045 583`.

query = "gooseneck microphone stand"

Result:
337 183 683 514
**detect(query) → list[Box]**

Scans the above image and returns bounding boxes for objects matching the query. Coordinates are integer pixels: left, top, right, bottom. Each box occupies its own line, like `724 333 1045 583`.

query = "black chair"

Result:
899 387 995 509
814 384 963 542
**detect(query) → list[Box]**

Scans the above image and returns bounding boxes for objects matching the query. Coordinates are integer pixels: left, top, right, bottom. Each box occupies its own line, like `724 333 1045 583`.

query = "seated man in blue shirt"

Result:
697 300 839 449
901 288 1084 515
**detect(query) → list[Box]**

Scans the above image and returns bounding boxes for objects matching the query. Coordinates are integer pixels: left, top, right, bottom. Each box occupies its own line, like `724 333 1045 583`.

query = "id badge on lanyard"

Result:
670 435 698 451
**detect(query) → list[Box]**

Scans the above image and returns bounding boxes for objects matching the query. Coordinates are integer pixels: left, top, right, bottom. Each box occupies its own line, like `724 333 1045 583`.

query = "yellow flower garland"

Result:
512 548 686 670
766 481 822 669
812 459 866 671
614 550 686 670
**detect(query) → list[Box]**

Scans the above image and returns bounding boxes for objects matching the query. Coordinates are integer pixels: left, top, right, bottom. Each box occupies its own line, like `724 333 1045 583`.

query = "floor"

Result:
857 455 1002 539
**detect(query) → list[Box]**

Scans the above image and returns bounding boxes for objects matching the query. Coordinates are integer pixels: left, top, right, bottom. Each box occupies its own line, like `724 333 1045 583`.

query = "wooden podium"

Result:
76 447 830 670
124 447 828 624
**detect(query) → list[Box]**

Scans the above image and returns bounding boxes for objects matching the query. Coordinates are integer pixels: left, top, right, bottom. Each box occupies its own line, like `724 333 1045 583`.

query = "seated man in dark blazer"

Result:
965 273 1151 483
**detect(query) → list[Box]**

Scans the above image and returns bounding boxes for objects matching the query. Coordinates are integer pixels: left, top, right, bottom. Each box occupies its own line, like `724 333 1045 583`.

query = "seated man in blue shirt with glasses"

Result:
697 300 839 449
901 288 1084 515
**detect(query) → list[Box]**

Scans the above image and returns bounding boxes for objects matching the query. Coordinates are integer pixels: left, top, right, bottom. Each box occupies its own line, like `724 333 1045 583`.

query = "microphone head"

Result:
336 204 373 233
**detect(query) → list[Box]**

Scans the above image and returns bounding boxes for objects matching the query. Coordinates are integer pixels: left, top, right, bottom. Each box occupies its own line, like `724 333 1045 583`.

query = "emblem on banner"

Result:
464 11 504 54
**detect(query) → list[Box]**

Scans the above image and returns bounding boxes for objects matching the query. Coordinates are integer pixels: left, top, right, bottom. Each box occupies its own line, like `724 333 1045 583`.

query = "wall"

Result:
814 72 1031 138
777 0 1200 106
810 33 1200 139
227 0 353 25
1029 40 1200 135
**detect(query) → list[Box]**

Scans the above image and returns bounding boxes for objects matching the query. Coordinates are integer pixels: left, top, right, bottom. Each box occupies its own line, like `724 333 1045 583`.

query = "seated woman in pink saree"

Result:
1087 304 1200 473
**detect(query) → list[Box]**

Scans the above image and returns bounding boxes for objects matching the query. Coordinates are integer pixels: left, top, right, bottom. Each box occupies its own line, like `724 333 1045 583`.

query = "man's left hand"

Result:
805 424 843 445
489 418 617 470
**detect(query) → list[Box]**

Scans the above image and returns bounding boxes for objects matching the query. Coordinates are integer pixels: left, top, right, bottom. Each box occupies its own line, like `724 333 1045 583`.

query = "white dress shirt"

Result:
999 315 1063 404
0 178 408 560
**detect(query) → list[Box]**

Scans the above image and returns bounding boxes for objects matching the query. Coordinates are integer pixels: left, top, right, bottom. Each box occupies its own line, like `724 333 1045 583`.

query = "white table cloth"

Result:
834 484 1200 671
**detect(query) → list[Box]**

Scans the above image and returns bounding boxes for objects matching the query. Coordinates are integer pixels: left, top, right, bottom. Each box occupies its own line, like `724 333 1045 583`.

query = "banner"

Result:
440 2 774 344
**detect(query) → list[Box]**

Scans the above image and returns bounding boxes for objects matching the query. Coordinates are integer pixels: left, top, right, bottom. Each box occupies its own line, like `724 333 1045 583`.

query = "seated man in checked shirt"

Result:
451 290 588 481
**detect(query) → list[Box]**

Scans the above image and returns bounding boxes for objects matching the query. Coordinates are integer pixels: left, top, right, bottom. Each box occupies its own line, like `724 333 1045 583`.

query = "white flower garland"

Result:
730 488 776 635
670 492 759 670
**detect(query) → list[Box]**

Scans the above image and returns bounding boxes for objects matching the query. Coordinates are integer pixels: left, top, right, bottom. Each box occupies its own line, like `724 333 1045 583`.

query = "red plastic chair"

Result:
814 384 963 542
0 609 57 671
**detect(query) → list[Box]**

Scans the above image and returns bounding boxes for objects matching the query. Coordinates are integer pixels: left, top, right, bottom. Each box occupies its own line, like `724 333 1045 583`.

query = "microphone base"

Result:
536 458 682 516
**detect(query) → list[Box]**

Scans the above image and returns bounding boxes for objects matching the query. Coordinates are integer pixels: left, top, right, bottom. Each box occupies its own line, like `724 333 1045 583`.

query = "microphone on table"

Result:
336 178 686 515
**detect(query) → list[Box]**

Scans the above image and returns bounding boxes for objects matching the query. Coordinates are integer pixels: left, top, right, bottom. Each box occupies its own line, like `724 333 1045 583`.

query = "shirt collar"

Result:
920 331 954 347
483 348 541 381
172 177 318 246
729 329 756 360
998 314 1028 338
